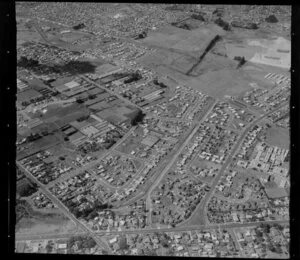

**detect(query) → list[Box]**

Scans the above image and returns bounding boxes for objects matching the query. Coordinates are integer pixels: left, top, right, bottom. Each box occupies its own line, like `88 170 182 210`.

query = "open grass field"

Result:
16 217 79 237
17 30 42 47
164 65 253 99
139 24 271 99
142 24 224 54
141 38 288 99
16 198 80 236
265 126 289 149
139 24 225 75
94 63 120 76
42 103 90 125
183 205 206 226
59 31 87 43
116 136 144 155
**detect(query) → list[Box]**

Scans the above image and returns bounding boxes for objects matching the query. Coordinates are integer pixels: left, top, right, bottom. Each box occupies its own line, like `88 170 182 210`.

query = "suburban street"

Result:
44 125 136 190
145 99 219 225
177 101 289 227
16 161 112 253
15 5 291 257
16 97 288 248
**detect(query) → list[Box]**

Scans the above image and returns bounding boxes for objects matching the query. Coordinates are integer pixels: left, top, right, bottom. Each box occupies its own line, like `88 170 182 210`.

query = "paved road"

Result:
178 101 289 227
81 75 146 113
45 126 136 189
16 161 112 253
28 17 145 113
145 99 219 224
16 219 288 241
113 100 217 210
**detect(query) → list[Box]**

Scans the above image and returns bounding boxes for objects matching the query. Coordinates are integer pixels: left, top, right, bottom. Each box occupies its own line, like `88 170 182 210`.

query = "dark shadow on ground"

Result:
17 56 97 76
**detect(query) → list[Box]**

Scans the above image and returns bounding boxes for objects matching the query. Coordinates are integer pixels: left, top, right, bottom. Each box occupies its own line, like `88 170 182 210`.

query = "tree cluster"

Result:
26 133 42 142
124 72 142 84
153 79 168 88
213 8 224 17
134 31 147 40
215 18 230 31
73 23 85 30
231 21 258 30
234 56 246 69
69 236 96 250
17 56 39 67
265 15 278 23
17 179 39 197
191 13 205 21
68 199 112 220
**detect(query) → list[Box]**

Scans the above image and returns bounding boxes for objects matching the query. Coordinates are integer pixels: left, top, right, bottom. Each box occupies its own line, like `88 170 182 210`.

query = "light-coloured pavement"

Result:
16 219 288 241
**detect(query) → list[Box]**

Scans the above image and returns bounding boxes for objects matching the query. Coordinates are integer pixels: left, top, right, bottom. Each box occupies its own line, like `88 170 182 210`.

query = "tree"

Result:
17 180 38 197
191 13 205 21
45 242 53 253
73 23 85 30
215 17 230 31
266 15 278 23
88 94 96 100
82 237 96 248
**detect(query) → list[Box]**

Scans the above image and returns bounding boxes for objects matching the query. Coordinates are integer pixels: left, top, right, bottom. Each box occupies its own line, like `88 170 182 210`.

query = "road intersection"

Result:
16 100 289 250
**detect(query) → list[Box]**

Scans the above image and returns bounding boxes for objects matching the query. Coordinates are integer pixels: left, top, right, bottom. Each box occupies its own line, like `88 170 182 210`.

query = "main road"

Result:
177 101 289 227
15 219 288 241
109 99 218 211
44 126 137 189
17 161 112 253
145 99 219 225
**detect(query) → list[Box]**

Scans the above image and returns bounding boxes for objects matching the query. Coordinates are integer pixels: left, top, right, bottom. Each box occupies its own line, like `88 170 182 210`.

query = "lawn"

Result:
140 49 253 99
15 199 80 236
116 136 142 155
16 217 79 237
265 126 289 149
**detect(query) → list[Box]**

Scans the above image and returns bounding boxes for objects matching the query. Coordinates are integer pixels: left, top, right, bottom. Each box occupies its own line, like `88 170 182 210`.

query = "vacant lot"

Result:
142 24 223 54
140 24 226 77
265 126 289 149
139 26 257 99
16 217 79 237
16 199 80 236
160 64 253 99
183 205 206 226
17 30 41 46
116 136 143 155
42 103 90 127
